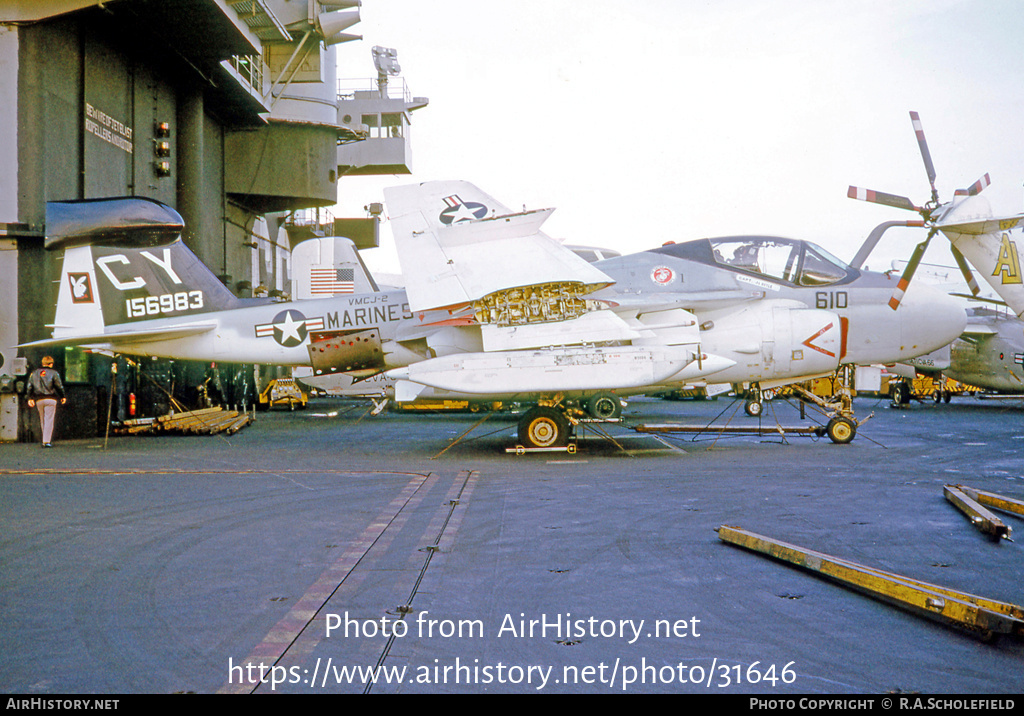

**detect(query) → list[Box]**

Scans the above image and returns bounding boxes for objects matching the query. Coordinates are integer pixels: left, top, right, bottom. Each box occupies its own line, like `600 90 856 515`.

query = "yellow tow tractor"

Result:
258 378 308 410
888 375 977 406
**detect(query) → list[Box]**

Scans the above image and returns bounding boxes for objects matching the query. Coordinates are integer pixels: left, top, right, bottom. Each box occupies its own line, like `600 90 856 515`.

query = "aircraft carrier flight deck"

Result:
1 394 1022 695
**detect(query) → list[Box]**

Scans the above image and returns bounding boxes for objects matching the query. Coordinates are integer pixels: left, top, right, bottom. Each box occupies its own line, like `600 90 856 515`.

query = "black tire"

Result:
518 406 570 449
586 393 622 420
890 382 910 406
744 399 763 417
826 416 856 444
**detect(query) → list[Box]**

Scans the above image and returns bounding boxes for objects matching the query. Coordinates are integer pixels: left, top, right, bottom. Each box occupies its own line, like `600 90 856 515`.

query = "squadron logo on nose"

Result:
255 309 325 347
651 267 675 285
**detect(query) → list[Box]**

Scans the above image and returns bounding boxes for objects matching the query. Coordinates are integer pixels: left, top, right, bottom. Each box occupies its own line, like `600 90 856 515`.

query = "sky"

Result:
331 0 1024 290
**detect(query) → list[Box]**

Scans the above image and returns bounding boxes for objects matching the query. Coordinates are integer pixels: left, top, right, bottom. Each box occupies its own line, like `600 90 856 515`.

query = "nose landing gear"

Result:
788 367 872 444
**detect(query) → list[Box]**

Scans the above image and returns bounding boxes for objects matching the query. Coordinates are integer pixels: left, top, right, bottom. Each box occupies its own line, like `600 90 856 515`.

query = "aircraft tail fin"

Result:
938 210 1024 317
24 196 241 350
44 238 242 352
291 237 379 298
44 238 241 347
50 244 108 342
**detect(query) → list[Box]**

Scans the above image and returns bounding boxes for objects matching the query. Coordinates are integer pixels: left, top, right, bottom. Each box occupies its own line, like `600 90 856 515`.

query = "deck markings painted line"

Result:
219 472 435 694
362 470 478 694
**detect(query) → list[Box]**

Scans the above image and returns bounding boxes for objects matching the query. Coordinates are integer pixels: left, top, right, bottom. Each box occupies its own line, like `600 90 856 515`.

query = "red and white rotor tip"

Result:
888 278 909 310
954 173 992 197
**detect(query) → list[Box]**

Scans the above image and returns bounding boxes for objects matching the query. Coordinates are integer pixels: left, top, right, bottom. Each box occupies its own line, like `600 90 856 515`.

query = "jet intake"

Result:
700 300 841 383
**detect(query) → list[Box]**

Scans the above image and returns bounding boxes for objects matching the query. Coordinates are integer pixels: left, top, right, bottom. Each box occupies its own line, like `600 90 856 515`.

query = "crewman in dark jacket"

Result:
26 355 66 447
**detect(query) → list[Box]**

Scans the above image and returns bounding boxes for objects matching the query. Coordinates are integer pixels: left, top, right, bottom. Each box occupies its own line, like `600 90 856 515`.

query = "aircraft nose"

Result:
899 281 966 356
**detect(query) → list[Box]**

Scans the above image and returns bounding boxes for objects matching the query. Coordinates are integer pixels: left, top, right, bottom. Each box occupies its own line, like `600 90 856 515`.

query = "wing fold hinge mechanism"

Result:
473 281 604 327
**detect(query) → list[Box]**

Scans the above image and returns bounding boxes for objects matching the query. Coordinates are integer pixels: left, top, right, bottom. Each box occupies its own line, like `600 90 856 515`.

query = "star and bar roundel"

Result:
255 309 324 347
439 194 488 225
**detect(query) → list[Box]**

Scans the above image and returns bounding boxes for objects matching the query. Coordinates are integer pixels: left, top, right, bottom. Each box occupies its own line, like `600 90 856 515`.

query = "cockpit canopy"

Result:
708 237 850 287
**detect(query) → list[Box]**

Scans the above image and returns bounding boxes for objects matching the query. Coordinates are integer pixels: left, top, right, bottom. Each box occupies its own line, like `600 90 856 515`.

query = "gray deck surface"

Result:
2 394 1022 694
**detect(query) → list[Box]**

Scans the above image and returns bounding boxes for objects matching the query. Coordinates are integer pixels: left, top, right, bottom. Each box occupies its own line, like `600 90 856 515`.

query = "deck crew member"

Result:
26 356 66 447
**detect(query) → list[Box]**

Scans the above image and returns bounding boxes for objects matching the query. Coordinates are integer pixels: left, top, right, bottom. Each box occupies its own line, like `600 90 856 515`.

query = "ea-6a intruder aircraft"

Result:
20 184 965 447
380 180 965 445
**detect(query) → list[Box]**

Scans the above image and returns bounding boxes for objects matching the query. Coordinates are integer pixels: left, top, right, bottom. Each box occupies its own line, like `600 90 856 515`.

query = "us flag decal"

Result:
310 267 355 295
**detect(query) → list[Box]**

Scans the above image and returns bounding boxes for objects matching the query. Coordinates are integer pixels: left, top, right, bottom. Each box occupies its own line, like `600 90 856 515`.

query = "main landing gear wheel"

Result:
518 406 571 449
585 393 622 420
826 416 856 444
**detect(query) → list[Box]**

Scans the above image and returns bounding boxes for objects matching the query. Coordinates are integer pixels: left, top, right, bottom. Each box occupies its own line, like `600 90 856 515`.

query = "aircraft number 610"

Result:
815 291 848 310
126 291 204 318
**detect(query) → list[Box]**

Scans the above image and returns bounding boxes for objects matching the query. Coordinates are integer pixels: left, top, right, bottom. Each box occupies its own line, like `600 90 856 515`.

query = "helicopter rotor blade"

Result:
909 111 939 203
951 245 981 296
888 229 936 310
954 173 992 198
847 186 919 212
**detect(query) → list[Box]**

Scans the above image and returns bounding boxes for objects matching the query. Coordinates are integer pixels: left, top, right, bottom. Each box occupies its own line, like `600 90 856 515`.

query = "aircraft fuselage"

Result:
98 290 414 366
591 236 966 382
947 311 1024 393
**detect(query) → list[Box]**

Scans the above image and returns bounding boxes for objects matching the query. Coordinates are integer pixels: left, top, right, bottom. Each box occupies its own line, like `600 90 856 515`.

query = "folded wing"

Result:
384 180 614 314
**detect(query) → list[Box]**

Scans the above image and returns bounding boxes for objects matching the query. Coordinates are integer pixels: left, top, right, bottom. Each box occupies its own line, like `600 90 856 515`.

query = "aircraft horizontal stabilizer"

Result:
45 197 184 250
18 323 217 350
962 323 998 336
